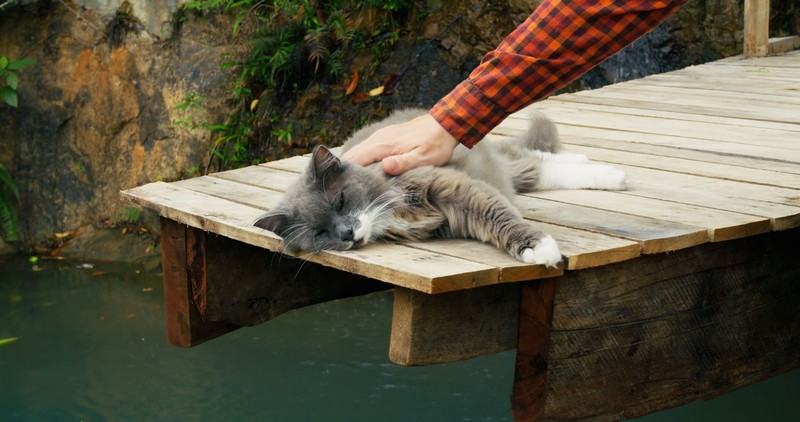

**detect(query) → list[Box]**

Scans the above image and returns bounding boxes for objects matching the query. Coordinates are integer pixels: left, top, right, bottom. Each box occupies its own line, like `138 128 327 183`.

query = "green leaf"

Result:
0 56 8 71
0 165 20 201
0 194 19 242
5 71 19 90
0 337 19 347
0 86 18 107
7 58 36 71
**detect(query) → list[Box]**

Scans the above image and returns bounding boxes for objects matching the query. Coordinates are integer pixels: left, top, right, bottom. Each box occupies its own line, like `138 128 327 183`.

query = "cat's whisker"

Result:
292 250 321 280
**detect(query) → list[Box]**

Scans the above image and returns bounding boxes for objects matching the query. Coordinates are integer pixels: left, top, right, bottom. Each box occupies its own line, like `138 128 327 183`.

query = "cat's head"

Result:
254 146 397 254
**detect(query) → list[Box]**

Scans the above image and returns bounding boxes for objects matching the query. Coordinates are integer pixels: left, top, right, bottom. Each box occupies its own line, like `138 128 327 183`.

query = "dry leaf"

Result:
344 70 359 95
368 86 384 97
383 74 399 94
351 92 370 104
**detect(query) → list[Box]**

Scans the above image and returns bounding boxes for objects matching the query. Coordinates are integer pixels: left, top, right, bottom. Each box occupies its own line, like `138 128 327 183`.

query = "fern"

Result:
0 164 19 241
304 26 331 71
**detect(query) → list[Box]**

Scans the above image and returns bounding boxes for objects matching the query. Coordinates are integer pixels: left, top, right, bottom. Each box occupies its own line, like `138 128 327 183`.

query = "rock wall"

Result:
1 0 234 249
0 0 757 256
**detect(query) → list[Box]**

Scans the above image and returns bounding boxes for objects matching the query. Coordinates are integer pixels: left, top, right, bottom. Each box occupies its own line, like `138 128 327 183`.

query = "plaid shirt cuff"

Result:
430 80 508 149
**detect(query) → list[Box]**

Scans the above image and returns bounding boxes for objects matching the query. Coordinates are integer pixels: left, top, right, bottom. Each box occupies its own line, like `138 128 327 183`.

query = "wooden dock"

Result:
122 49 800 420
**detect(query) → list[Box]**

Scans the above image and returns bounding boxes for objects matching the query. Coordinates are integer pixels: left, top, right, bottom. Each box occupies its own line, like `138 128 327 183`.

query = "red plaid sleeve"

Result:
430 0 689 147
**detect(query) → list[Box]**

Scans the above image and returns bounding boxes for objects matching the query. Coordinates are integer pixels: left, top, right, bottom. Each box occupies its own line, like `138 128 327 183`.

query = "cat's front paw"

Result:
520 235 562 268
593 165 627 190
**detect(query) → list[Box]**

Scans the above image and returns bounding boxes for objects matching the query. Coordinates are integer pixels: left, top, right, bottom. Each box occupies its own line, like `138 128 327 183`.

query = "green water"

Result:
1 256 797 421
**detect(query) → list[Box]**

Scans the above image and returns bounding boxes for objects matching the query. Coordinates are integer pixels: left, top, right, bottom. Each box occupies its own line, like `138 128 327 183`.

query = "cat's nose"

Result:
338 227 355 242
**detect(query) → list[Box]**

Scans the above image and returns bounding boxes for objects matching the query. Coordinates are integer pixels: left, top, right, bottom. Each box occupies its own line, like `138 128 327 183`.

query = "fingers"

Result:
340 142 383 167
382 155 404 175
340 112 460 174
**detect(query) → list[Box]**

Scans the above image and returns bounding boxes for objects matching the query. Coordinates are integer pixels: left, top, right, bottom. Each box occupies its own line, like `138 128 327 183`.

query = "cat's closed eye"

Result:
334 192 345 212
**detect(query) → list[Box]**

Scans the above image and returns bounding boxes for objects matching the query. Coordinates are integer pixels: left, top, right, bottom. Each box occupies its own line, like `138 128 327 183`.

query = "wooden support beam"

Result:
744 0 770 58
512 279 557 422
512 228 800 420
159 217 388 347
769 35 800 55
160 218 238 347
389 283 522 366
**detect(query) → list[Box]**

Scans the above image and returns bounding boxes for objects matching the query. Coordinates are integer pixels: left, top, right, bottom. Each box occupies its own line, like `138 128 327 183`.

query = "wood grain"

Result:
531 228 800 420
389 283 522 365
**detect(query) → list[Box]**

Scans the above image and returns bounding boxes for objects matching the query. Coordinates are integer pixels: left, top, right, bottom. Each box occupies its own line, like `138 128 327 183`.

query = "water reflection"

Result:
1 256 797 421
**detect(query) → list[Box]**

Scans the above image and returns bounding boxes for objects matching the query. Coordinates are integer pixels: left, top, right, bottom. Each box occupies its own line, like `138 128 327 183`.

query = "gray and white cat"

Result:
254 108 625 268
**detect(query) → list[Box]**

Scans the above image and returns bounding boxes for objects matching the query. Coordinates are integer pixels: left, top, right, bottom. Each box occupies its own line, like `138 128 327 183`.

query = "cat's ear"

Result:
310 145 343 181
254 211 289 235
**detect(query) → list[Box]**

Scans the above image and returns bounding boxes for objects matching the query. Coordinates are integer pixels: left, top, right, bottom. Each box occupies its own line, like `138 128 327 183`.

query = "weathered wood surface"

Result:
513 228 800 421
160 217 388 346
743 0 800 57
123 51 800 295
390 283 523 366
159 218 238 347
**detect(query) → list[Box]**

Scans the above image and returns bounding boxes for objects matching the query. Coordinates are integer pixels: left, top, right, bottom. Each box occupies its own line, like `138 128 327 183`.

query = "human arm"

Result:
342 0 689 172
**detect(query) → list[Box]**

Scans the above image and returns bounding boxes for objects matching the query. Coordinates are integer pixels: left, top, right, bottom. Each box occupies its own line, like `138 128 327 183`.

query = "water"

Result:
1 256 797 421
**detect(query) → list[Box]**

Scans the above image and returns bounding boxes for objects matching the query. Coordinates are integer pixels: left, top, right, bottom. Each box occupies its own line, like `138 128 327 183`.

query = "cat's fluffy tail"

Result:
492 110 562 193
517 109 561 153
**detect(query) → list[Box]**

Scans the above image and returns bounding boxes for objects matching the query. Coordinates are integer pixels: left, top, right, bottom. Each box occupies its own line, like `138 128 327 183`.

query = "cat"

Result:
253 108 626 268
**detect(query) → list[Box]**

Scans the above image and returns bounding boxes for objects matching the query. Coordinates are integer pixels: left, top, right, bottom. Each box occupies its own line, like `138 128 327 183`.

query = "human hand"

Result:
340 113 460 175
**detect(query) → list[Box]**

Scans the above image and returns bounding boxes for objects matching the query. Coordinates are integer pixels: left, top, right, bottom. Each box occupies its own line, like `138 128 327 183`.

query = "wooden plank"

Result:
212 165 301 191
534 132 800 176
515 195 709 254
544 92 800 126
533 221 640 270
175 175 282 210
159 218 238 347
713 49 800 66
769 35 800 56
577 81 800 106
621 179 800 231
533 119 800 164
389 283 521 365
618 165 800 210
532 228 800 420
124 181 553 294
510 106 800 151
401 239 563 284
559 143 800 190
512 278 557 422
670 63 800 80
527 190 772 242
261 154 311 173
622 74 800 97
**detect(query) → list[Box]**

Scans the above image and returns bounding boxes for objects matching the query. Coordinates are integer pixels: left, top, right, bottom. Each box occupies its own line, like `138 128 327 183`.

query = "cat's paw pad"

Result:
520 235 561 268
593 165 627 190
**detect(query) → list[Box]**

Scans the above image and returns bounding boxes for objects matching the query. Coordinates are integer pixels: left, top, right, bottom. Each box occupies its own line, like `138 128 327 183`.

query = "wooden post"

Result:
511 279 556 422
389 283 521 366
744 0 769 57
160 218 238 347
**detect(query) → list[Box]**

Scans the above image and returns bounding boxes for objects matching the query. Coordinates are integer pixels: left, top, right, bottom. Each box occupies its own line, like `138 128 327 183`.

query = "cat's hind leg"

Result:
537 160 627 190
